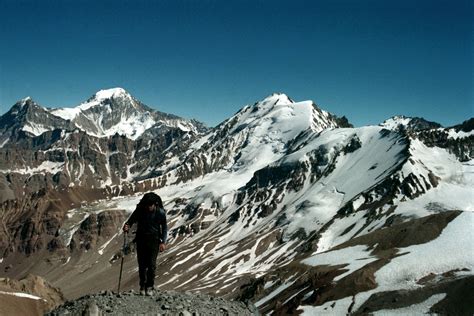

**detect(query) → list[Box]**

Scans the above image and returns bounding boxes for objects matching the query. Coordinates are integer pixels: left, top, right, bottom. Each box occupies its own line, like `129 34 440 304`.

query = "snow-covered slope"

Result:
156 93 340 188
134 126 409 286
111 105 470 313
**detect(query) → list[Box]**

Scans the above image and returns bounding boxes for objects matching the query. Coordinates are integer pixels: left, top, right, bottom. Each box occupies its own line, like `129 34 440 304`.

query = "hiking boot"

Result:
140 287 146 296
146 287 154 296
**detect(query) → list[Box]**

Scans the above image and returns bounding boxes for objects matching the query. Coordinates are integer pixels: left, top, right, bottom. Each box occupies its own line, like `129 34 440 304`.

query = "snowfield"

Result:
375 212 474 288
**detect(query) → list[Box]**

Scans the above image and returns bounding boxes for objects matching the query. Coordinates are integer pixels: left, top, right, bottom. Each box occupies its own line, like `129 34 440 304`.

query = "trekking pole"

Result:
117 231 128 293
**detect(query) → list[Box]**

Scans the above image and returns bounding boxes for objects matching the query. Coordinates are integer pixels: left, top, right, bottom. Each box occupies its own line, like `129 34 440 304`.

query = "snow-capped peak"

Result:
229 93 339 138
12 97 35 110
93 87 131 101
20 96 33 104
380 115 442 131
46 88 205 140
260 93 294 106
380 115 412 130
74 88 134 112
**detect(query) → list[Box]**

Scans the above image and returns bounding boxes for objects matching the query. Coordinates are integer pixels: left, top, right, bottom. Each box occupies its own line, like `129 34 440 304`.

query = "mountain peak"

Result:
77 87 134 112
10 97 39 114
381 115 442 131
20 96 33 103
15 96 35 107
260 92 294 105
380 115 412 129
93 87 131 101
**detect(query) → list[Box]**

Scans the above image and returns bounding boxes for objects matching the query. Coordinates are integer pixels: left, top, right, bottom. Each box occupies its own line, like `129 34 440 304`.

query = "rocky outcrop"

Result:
69 210 127 252
0 187 111 258
415 128 474 161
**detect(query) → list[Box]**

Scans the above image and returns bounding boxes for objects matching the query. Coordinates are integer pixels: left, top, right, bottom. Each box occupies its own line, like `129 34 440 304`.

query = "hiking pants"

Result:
136 235 160 288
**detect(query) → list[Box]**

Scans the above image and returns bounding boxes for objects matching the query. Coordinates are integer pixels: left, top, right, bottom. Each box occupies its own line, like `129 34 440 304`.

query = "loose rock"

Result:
47 290 259 315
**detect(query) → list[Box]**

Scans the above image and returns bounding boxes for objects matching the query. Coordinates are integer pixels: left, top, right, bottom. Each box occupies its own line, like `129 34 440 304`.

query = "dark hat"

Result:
140 192 162 207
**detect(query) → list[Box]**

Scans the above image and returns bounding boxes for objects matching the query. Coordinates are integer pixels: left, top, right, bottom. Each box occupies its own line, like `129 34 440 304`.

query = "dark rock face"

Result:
0 98 75 145
329 114 353 128
0 124 202 209
0 187 110 258
47 289 258 315
449 117 474 133
132 128 196 181
406 117 443 131
69 210 127 251
342 135 362 154
415 128 474 161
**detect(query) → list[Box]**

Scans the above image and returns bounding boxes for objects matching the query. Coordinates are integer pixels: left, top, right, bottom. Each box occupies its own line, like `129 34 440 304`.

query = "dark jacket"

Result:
126 207 168 243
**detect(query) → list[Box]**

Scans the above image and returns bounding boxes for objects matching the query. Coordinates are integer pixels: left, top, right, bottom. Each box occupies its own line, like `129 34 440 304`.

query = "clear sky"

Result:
0 0 472 127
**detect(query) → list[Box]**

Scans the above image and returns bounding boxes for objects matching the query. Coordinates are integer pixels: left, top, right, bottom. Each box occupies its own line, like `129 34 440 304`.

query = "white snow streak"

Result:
0 291 43 300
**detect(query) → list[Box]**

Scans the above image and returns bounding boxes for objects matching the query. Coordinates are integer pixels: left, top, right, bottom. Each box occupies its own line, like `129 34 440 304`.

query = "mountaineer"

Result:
123 192 168 296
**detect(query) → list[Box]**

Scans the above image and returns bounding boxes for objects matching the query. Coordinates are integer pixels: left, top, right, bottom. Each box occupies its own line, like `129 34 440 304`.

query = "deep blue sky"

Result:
0 0 472 127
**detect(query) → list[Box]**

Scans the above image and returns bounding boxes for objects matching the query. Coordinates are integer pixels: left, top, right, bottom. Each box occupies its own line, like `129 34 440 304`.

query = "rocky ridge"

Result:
47 289 258 316
0 274 64 315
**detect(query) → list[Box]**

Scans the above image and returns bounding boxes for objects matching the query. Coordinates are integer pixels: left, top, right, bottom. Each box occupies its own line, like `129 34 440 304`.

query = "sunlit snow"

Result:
0 291 43 300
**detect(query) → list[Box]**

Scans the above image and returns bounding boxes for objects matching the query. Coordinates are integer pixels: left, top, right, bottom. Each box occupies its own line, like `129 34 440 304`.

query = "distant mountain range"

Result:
0 87 206 142
0 88 472 315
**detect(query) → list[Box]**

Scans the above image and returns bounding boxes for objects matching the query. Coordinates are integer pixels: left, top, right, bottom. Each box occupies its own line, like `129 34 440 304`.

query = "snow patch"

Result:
0 291 43 300
22 122 51 136
299 296 354 315
375 212 474 289
256 278 297 307
98 233 118 255
0 138 10 148
0 161 64 175
302 245 377 281
447 129 474 139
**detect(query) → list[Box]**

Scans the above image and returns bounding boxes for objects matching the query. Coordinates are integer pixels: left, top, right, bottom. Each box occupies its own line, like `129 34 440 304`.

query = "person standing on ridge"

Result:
123 192 168 296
